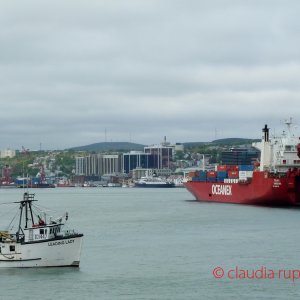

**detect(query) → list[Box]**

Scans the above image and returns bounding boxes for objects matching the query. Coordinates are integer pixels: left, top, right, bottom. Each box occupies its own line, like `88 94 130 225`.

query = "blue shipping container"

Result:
239 165 254 171
15 179 28 185
217 171 227 178
207 177 217 182
192 177 207 182
31 177 41 184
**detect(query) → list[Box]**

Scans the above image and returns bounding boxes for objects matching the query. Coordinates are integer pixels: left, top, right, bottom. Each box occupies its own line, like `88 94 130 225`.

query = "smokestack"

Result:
262 124 269 142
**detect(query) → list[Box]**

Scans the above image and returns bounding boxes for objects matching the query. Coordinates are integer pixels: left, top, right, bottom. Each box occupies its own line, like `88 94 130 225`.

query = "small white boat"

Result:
0 192 83 268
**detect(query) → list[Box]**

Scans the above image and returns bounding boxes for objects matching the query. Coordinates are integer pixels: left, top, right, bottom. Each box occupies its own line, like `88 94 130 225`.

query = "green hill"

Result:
67 142 145 152
182 142 207 148
67 138 259 152
211 138 260 145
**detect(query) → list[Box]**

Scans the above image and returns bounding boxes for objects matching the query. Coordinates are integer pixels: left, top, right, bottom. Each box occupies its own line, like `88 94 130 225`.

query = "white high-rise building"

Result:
75 154 121 176
0 149 16 158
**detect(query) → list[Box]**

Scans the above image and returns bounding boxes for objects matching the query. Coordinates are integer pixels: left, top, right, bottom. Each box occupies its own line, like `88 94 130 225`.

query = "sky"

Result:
1 0 300 150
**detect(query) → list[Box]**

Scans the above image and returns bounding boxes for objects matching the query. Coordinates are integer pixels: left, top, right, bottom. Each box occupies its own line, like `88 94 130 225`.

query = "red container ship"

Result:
184 118 300 206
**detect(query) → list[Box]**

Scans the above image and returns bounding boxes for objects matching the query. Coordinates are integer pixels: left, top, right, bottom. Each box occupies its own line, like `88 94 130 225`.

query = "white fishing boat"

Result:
0 192 83 268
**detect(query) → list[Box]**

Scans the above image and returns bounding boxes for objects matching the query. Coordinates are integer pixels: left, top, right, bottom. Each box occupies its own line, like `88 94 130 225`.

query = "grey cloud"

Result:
1 0 300 149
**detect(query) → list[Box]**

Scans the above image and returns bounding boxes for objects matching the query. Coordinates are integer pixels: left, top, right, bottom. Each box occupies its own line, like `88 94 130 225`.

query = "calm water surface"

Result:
0 188 300 299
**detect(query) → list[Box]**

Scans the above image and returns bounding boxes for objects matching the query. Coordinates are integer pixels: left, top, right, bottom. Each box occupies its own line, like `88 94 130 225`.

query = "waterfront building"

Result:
75 154 122 176
221 147 260 165
144 137 175 169
75 157 85 175
75 137 178 177
122 151 156 174
0 148 16 158
97 154 121 175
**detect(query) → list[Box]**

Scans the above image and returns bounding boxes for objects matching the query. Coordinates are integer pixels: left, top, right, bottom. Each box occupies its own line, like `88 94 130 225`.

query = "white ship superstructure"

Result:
253 118 300 173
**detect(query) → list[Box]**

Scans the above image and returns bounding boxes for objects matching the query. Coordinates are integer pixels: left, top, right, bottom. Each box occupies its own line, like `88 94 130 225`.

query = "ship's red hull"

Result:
184 171 300 206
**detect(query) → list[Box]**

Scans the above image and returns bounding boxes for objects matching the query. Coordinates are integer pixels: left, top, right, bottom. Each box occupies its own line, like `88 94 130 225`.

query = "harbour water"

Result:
0 187 300 299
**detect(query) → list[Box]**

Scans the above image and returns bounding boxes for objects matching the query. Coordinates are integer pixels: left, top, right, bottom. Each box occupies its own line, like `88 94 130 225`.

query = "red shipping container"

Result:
217 165 227 171
227 165 239 171
207 171 217 177
228 170 239 178
188 171 199 177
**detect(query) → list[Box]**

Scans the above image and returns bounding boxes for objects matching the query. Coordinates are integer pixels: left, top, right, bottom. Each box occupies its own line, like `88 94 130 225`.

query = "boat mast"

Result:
15 193 36 241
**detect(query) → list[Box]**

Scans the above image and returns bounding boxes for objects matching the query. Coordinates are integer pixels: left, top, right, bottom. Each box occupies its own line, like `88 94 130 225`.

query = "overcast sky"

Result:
1 0 300 150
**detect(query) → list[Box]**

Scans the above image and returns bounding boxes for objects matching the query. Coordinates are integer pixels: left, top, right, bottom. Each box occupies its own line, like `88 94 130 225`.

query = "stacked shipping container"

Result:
190 165 255 183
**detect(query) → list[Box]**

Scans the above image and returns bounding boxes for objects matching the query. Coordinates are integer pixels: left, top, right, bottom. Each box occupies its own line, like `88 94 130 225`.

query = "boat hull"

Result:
184 171 300 206
0 235 83 268
135 183 175 188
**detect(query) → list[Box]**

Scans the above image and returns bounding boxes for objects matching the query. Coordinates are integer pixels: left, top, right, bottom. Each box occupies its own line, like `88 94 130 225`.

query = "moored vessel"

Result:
0 192 83 267
55 179 75 187
184 118 300 206
135 176 175 188
15 177 55 188
0 165 16 188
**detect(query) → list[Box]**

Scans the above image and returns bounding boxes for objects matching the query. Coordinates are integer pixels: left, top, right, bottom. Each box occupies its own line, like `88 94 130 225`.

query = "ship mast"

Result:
260 124 270 171
285 117 292 133
15 193 37 242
